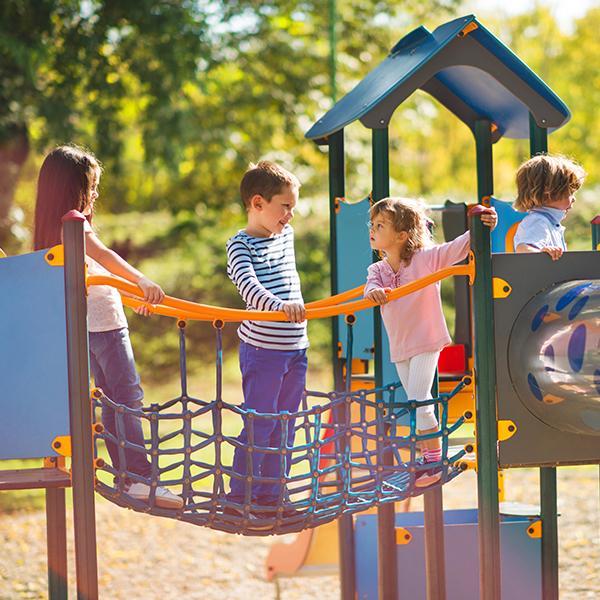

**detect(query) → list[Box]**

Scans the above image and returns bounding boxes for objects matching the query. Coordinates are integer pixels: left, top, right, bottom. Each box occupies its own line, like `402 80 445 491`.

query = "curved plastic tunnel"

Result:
508 280 600 436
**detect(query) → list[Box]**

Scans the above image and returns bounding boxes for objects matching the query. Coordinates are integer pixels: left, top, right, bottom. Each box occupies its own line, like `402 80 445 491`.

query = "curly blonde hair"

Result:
369 197 433 262
515 154 586 211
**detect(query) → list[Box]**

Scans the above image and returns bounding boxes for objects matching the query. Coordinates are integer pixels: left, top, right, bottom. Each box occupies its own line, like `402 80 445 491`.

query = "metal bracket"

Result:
45 244 64 267
51 435 72 457
467 251 475 285
498 420 517 441
44 455 67 469
458 22 478 37
492 277 512 298
395 527 413 545
527 520 542 538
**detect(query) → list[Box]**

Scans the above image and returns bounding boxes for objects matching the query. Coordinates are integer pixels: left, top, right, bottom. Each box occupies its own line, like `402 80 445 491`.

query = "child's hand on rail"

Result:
542 246 563 261
137 275 165 304
282 301 306 323
480 207 498 230
366 287 391 305
134 303 155 317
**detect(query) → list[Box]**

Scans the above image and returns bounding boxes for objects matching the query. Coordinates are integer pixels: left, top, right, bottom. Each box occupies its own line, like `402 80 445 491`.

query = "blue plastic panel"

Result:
335 198 374 360
490 197 526 253
0 251 70 459
355 509 542 599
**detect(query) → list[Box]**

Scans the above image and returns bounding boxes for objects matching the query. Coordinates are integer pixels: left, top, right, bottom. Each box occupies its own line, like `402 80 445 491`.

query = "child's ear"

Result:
250 194 264 211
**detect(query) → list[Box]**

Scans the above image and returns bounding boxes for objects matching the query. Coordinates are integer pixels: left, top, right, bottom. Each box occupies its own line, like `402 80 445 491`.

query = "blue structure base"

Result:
354 508 542 599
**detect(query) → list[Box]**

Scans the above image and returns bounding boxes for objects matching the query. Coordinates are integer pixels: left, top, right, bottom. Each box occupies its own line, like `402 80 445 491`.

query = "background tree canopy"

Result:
2 0 598 379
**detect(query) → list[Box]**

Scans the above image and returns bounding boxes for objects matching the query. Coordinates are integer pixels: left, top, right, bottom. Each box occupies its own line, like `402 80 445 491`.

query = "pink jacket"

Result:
364 231 470 363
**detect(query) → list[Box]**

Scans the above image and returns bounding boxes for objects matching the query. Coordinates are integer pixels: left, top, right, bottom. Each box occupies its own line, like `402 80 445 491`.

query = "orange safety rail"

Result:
87 259 474 323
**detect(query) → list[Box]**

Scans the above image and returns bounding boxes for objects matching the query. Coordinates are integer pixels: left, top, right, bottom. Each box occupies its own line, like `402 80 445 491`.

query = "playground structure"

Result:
0 13 599 600
268 13 600 599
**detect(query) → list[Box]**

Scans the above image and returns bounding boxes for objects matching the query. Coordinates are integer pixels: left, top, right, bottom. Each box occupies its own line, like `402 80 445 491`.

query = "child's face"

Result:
83 173 100 216
546 192 575 212
369 213 407 255
250 185 298 236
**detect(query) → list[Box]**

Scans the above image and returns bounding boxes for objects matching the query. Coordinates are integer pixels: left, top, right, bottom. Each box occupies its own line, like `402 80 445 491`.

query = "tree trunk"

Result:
0 126 30 252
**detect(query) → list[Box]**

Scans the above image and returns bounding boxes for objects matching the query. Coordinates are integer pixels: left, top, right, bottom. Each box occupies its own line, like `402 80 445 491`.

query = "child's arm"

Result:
85 231 164 305
227 239 306 322
364 263 391 305
426 207 497 271
515 243 563 260
513 215 563 260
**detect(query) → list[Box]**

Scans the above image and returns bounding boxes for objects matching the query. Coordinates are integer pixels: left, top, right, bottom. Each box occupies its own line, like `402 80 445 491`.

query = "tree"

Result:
0 0 211 249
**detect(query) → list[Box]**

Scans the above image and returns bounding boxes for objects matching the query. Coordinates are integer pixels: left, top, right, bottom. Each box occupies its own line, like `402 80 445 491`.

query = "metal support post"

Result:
46 487 68 599
529 113 559 600
423 374 446 600
372 126 398 600
63 211 99 600
328 129 356 600
423 487 446 600
472 119 501 600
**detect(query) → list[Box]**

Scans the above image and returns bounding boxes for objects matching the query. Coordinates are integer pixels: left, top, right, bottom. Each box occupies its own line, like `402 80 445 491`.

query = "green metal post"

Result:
472 119 501 600
529 114 560 600
328 129 356 600
46 487 68 599
372 127 398 600
63 212 99 600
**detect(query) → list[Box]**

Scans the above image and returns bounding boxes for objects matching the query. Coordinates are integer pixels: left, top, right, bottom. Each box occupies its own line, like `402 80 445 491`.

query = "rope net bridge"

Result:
89 264 473 536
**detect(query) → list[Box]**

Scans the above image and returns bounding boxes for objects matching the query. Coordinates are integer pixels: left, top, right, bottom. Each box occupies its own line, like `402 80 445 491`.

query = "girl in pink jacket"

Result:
364 197 496 486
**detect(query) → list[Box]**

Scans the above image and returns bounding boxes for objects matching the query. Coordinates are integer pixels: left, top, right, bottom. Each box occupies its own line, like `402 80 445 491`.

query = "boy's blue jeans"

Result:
229 341 308 503
89 328 151 479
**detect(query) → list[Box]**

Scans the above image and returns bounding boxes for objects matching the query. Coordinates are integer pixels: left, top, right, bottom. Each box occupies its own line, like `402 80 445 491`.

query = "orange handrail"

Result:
87 258 473 323
305 285 364 308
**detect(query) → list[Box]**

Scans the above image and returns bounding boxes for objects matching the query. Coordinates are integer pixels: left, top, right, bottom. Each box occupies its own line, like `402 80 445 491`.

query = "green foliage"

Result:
2 1 599 380
96 201 331 380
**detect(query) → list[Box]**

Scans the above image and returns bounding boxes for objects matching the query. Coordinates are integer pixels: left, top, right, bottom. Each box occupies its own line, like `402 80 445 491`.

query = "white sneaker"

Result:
127 482 184 510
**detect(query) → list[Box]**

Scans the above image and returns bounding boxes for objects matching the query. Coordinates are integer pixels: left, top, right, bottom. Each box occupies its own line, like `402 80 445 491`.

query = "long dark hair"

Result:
33 145 101 250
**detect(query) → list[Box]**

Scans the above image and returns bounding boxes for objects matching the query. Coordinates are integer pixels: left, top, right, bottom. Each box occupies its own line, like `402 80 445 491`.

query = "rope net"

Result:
91 271 471 536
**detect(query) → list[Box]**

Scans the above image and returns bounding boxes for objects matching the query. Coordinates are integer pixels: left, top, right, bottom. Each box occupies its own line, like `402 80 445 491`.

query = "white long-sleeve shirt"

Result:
226 225 308 351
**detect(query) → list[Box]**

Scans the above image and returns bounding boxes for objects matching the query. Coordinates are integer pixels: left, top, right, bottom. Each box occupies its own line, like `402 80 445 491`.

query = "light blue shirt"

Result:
513 207 567 251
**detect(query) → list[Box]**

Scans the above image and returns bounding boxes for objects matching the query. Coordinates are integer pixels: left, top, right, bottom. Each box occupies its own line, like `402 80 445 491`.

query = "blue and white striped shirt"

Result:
226 225 308 351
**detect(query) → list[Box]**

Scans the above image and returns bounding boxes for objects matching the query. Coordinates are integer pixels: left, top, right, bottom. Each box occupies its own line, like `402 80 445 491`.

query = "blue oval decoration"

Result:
568 296 589 320
555 282 592 311
527 373 543 402
567 324 586 373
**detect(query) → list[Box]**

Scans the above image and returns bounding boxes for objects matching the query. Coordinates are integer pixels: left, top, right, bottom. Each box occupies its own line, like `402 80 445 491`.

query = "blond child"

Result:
364 198 497 486
514 154 586 259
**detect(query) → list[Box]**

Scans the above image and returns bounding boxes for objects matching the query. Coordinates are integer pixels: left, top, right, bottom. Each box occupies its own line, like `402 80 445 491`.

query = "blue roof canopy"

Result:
306 15 570 143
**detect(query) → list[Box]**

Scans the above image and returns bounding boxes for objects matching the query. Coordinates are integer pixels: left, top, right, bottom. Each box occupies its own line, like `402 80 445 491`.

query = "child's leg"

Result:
89 329 151 480
406 351 441 456
229 343 288 503
397 352 441 450
256 349 308 503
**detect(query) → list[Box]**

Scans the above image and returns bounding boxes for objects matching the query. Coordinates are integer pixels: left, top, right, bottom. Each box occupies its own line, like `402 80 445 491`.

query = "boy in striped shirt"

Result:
226 161 308 516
